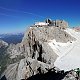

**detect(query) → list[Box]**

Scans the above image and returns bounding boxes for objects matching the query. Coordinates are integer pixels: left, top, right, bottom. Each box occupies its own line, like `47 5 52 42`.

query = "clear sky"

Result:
0 0 80 33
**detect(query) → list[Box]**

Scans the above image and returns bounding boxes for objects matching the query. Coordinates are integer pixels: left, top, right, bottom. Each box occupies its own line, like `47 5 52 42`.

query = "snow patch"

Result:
48 28 80 71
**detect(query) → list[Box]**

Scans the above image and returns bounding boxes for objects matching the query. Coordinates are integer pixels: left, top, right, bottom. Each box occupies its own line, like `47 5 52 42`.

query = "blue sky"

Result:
0 0 80 33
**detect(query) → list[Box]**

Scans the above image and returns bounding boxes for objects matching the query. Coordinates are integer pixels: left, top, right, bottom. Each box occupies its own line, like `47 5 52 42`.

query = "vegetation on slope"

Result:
0 46 10 76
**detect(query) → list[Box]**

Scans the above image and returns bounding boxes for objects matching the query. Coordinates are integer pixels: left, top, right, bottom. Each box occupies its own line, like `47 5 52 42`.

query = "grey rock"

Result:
1 63 19 80
0 39 8 48
1 19 77 80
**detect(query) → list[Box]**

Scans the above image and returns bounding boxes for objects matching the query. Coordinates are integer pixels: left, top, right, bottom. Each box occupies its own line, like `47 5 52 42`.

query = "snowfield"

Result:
48 28 80 71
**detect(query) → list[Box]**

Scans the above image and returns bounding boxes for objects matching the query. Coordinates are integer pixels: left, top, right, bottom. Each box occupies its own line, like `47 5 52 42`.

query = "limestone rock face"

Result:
1 63 19 80
21 26 75 65
7 43 24 59
1 19 76 80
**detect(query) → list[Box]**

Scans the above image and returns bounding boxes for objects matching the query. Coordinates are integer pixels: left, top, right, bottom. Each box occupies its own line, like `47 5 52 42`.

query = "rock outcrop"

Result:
0 40 8 48
0 19 78 80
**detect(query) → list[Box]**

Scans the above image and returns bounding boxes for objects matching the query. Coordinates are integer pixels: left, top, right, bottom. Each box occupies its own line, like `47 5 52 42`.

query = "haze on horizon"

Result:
0 0 80 34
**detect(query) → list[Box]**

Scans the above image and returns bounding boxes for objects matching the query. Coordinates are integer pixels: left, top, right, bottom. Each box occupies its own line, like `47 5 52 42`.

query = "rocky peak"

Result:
1 19 78 80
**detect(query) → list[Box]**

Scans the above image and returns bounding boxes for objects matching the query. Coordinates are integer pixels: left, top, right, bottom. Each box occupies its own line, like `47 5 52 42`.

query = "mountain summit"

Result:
0 19 80 80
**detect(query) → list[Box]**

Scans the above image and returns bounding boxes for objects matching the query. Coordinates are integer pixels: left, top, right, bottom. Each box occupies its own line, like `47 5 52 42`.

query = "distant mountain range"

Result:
0 33 24 44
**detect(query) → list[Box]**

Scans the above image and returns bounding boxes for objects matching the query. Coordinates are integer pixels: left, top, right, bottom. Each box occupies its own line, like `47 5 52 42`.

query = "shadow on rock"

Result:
26 69 69 80
0 75 7 80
